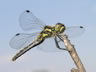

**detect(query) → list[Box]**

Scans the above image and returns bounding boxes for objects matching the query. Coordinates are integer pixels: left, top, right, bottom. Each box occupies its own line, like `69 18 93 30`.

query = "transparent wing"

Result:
9 32 40 50
64 26 85 38
19 10 46 31
37 37 65 52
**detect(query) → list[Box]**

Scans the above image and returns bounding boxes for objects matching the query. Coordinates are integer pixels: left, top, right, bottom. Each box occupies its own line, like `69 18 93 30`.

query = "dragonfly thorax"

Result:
41 26 56 38
39 23 65 39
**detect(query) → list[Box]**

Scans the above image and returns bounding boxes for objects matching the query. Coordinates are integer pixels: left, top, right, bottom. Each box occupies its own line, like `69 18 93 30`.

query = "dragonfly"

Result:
9 10 85 61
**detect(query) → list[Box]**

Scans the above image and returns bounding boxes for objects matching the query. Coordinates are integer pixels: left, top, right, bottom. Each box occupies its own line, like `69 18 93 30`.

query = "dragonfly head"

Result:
55 23 66 34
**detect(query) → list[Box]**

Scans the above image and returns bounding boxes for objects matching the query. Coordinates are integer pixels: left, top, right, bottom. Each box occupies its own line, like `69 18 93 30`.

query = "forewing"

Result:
9 32 40 50
19 10 46 31
64 26 85 38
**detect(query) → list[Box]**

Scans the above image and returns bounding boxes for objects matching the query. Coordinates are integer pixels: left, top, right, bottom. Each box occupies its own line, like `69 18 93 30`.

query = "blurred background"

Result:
0 0 96 72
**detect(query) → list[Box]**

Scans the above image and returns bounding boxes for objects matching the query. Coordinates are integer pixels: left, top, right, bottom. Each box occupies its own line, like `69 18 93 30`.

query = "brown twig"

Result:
59 34 86 72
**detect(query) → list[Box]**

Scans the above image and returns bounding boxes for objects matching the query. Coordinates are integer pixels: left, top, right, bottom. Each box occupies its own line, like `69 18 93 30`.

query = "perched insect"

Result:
9 10 84 61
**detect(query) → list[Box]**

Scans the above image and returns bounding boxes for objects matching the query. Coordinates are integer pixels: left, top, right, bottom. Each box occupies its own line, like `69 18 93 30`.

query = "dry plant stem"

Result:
60 34 86 72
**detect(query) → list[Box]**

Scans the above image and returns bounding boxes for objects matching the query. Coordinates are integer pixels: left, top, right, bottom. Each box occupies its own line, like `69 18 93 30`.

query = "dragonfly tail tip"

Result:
12 58 16 61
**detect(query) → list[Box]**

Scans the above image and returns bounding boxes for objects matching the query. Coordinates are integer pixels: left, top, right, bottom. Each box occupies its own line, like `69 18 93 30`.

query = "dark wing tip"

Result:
12 57 16 61
15 33 20 36
26 10 30 13
80 26 84 28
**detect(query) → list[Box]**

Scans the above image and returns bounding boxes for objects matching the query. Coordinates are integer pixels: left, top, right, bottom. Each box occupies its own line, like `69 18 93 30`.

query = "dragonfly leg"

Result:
54 36 68 51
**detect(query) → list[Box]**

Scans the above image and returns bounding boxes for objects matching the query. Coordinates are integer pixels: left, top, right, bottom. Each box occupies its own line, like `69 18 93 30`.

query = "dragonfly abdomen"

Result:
12 39 44 61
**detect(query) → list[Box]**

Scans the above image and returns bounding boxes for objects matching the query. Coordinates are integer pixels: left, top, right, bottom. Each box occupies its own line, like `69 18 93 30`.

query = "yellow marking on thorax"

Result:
34 25 60 42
